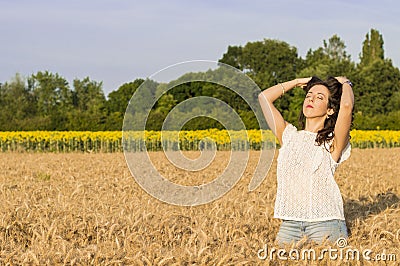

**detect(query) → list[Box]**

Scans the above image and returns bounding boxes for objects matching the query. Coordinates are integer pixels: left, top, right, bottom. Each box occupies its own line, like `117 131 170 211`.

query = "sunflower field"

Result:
0 130 399 152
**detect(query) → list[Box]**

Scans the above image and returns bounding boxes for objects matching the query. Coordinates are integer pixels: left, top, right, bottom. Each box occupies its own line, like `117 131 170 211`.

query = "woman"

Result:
258 76 354 245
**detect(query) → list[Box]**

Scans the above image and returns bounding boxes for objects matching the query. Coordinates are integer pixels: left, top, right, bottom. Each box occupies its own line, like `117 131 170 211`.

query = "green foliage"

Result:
281 87 305 128
32 71 72 130
354 110 400 130
298 35 356 79
144 81 253 131
353 59 400 117
68 77 107 131
219 39 298 88
360 29 384 67
181 117 224 131
219 45 243 69
106 79 144 130
0 74 37 130
107 79 144 114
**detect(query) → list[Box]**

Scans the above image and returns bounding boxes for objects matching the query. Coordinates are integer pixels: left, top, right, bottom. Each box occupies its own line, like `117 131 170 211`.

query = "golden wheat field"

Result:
0 149 399 265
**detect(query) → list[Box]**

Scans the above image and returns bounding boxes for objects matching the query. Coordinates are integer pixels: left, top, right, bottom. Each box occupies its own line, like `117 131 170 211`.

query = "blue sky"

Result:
1 0 399 95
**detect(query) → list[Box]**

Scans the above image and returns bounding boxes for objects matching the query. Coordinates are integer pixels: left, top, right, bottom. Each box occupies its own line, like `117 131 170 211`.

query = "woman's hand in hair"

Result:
334 76 350 84
296 77 312 89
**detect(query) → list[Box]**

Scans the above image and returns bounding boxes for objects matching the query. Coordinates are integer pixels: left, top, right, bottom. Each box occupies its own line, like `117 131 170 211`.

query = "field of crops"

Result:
0 130 399 152
0 148 399 265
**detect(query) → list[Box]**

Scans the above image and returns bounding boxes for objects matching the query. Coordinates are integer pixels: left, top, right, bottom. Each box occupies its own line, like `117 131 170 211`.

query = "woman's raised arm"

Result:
332 77 355 162
258 78 310 145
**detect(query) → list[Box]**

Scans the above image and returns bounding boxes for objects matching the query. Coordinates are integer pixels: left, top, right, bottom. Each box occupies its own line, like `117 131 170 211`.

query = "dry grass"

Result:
0 149 399 265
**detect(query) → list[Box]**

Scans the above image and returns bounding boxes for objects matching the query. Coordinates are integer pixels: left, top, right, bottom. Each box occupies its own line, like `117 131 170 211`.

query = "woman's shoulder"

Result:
329 138 352 163
281 123 298 145
283 123 298 133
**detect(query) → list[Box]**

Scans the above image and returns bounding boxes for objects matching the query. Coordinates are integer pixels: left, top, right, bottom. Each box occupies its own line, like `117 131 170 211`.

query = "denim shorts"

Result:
276 219 348 246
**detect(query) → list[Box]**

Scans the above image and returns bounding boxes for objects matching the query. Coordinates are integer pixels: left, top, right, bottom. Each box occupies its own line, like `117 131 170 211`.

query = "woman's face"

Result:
302 84 332 119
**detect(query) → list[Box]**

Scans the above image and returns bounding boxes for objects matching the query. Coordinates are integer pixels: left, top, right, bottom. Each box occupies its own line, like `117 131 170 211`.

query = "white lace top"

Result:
274 123 351 222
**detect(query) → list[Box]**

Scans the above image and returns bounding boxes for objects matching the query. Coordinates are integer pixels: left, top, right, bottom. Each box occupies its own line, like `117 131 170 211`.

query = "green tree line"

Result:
1 28 399 131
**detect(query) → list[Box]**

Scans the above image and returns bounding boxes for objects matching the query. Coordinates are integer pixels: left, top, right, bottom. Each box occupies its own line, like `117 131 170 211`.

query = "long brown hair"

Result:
298 76 353 148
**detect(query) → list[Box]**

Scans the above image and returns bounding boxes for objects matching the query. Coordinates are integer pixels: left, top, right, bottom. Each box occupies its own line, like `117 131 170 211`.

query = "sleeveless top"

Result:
274 123 351 222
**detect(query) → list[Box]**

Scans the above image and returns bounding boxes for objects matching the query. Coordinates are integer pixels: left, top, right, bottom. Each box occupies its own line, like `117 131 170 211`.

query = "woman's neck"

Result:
305 118 325 133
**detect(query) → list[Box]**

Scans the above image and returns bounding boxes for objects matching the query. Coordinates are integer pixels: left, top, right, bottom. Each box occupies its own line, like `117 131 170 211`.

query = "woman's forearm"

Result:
340 82 354 110
257 77 310 142
258 77 311 103
258 79 299 103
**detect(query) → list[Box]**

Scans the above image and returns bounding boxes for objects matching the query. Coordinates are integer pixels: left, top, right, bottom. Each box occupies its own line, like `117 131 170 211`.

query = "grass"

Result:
0 149 399 265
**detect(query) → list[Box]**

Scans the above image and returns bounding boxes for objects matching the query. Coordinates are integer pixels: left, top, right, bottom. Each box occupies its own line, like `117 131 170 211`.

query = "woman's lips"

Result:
306 105 313 108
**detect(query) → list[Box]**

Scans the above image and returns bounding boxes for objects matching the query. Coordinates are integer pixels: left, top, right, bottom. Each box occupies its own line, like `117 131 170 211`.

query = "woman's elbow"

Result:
341 101 354 112
258 92 270 102
258 92 264 102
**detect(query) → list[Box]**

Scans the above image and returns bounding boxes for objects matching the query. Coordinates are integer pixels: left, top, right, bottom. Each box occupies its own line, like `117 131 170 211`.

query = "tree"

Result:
105 79 144 130
69 77 107 130
323 34 351 62
353 59 400 117
123 78 158 131
219 45 243 69
0 74 37 130
107 79 144 114
298 34 355 78
31 71 72 130
155 94 176 115
352 29 400 129
219 39 299 88
359 29 384 67
219 39 300 127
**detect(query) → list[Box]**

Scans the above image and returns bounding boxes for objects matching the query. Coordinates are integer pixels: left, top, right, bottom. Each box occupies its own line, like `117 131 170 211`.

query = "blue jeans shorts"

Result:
276 219 348 246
